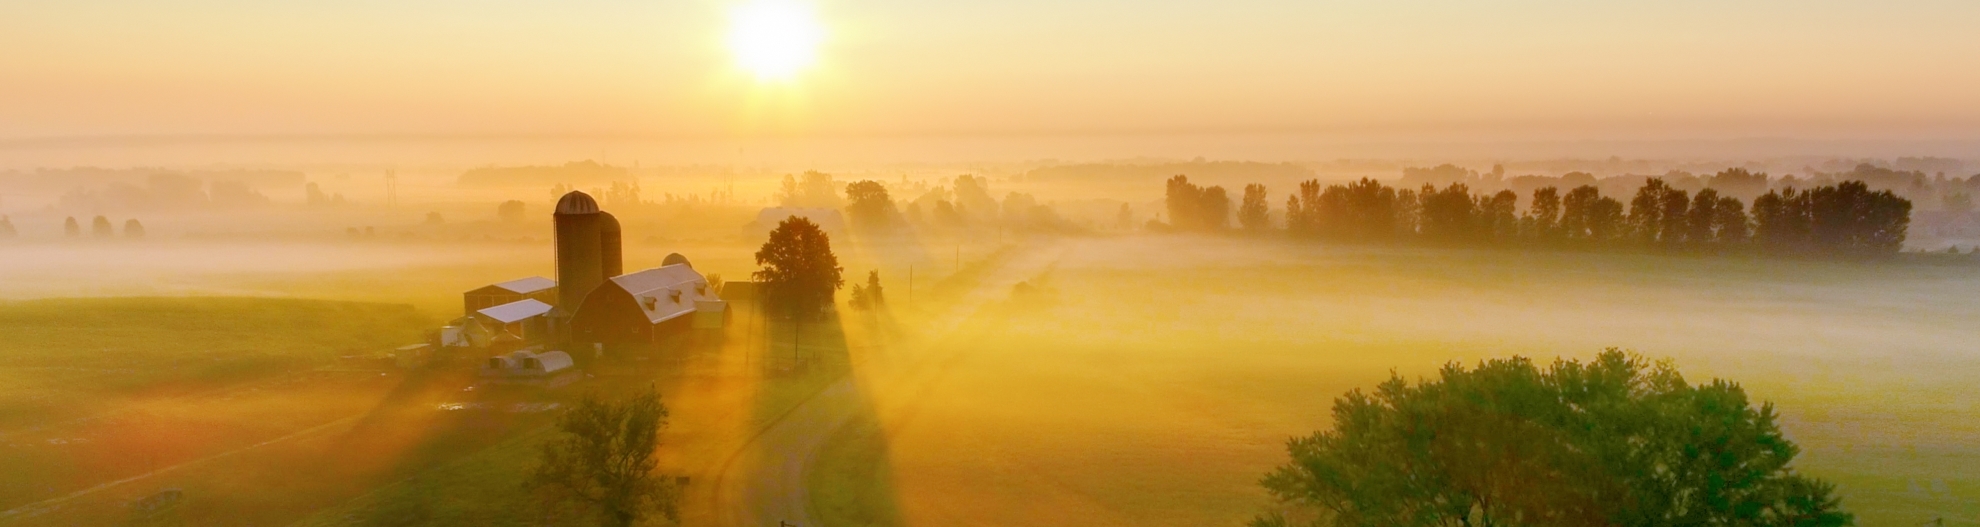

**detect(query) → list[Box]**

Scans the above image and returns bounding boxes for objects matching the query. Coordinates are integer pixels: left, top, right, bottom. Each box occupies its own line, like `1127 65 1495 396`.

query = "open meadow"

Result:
0 227 1006 525
815 236 1980 527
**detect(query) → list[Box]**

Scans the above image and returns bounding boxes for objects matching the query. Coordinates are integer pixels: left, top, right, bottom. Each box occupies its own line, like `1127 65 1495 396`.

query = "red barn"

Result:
566 257 726 360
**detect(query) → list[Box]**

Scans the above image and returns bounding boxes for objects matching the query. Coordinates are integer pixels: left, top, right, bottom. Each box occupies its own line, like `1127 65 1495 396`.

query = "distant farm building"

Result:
462 276 557 316
480 350 579 387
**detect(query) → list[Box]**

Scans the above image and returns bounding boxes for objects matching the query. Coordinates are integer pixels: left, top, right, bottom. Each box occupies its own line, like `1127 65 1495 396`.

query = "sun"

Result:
728 0 824 81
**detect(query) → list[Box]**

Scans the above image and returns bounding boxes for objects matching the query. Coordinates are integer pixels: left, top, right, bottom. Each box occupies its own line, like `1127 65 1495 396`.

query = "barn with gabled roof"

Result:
567 257 727 360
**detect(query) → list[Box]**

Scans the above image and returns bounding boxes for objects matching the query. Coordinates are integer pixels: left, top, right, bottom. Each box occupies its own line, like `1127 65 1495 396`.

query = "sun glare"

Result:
728 1 823 81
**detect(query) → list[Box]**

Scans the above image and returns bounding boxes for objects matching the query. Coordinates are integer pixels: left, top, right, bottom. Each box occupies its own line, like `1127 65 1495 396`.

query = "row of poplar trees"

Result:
1167 171 1912 258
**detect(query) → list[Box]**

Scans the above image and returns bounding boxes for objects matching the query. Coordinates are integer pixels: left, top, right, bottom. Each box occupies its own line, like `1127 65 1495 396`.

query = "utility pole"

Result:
384 170 398 209
907 265 913 310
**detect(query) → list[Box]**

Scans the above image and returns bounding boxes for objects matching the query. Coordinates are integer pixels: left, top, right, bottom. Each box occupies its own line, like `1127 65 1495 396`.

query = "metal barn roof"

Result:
488 276 557 295
608 263 717 324
477 299 554 323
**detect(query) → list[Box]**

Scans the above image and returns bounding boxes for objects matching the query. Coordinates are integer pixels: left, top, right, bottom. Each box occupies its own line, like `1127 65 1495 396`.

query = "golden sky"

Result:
3 0 1979 143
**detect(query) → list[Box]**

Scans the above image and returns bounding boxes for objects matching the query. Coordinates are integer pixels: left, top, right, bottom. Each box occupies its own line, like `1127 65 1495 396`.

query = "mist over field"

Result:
0 155 1973 527
8 0 1980 525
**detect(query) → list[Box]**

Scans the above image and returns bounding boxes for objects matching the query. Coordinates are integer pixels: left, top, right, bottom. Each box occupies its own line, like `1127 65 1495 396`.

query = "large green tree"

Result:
754 216 844 319
526 388 678 527
1256 349 1850 527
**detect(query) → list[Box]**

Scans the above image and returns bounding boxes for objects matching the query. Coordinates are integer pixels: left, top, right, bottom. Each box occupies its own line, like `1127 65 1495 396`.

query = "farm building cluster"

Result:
433 191 740 385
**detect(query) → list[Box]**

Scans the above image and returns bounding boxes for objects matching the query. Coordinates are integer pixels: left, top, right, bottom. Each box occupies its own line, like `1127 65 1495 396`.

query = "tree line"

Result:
1163 171 1912 258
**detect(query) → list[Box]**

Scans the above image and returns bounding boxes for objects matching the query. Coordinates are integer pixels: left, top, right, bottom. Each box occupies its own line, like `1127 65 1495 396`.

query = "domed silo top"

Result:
661 253 691 268
555 191 600 215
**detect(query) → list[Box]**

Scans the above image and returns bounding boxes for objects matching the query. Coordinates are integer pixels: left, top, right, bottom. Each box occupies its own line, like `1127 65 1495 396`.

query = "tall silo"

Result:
598 211 623 279
554 191 604 310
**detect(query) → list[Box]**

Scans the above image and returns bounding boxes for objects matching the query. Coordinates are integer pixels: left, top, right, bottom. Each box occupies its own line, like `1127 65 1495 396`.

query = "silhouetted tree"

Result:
1809 181 1910 257
526 388 678 527
843 180 902 233
778 171 843 209
1706 168 1771 200
1561 186 1598 241
1255 350 1852 527
1629 179 1667 245
1525 186 1562 242
123 219 145 240
850 270 885 310
306 182 330 206
1116 203 1133 230
1285 180 1324 237
1481 190 1519 242
1586 195 1626 243
953 174 999 223
1239 184 1271 231
498 200 527 222
1715 195 1751 245
1752 182 1908 257
424 212 444 225
1312 179 1398 241
1687 188 1722 246
1169 175 1904 259
1658 183 1691 247
0 216 15 239
1201 185 1231 230
753 217 844 319
931 200 966 230
1393 188 1421 237
91 216 114 238
1418 184 1479 241
1753 187 1809 253
1164 175 1231 231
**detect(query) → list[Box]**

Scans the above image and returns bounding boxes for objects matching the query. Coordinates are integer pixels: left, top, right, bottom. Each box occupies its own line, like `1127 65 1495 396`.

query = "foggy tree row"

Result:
780 171 1085 237
0 215 147 240
1165 171 1912 258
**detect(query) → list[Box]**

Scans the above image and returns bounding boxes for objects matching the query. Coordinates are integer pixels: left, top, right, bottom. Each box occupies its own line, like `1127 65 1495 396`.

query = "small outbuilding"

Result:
472 298 554 344
480 350 579 387
463 276 558 316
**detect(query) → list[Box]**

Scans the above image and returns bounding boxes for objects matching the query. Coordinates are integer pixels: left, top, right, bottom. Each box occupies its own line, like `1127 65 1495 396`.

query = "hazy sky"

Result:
5 0 1980 144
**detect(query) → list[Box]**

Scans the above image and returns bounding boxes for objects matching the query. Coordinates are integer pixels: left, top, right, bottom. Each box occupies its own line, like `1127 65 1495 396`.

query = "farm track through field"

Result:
709 242 1068 527
0 414 361 520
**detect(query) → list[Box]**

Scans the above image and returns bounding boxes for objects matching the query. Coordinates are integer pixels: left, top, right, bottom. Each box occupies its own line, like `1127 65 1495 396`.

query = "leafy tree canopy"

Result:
526 388 678 527
1257 349 1851 527
754 216 844 318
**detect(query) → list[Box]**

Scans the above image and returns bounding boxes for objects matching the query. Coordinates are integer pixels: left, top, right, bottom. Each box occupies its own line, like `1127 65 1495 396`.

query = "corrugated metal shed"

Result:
490 276 557 295
477 299 553 323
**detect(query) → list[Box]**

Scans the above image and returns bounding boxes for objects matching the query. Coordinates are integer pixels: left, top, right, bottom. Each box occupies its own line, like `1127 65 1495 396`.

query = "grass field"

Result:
5 234 1974 526
811 236 1980 527
0 297 435 515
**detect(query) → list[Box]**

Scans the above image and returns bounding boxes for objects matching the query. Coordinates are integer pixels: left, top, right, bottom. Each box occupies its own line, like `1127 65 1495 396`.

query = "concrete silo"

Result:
553 191 624 311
